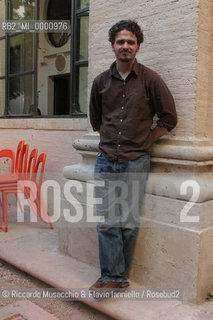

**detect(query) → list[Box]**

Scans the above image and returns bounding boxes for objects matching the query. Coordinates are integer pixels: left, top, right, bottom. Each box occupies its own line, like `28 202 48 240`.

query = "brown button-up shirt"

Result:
89 60 177 162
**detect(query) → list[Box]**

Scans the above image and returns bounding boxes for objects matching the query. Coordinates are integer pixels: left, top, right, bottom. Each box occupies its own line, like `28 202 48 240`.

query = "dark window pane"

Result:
9 33 34 74
54 74 70 115
0 40 5 77
47 0 70 20
77 0 89 9
47 0 71 48
10 0 35 20
0 79 5 115
77 14 89 61
76 66 88 113
9 74 34 114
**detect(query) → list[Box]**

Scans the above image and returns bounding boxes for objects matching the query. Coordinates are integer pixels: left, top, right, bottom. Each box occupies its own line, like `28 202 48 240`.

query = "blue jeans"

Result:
94 151 150 282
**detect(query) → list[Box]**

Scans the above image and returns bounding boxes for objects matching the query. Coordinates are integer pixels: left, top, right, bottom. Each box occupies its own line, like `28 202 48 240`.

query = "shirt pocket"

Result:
127 89 152 119
128 88 149 102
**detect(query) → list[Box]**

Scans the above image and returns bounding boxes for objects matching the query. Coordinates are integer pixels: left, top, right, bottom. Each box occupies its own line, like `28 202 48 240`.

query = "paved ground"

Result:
1 222 213 320
0 301 58 320
0 259 113 320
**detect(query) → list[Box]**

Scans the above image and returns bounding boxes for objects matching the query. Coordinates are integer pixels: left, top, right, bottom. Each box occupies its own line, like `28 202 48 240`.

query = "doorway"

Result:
53 74 70 115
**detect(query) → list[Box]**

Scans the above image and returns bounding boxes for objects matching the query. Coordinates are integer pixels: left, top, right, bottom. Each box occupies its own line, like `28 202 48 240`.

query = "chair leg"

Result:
19 183 53 230
36 193 53 229
35 194 48 224
23 188 40 220
15 193 23 213
0 195 2 230
2 192 8 232
24 187 53 229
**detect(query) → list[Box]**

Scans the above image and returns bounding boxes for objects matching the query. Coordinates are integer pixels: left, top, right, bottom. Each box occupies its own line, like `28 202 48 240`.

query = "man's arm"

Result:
148 71 177 136
152 126 168 143
89 78 102 132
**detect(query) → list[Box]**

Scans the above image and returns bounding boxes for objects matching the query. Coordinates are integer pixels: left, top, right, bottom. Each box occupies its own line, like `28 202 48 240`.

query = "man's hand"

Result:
152 126 168 143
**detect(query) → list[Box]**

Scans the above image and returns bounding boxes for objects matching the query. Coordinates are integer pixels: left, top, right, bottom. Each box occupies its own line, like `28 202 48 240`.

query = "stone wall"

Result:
198 0 213 141
89 0 199 137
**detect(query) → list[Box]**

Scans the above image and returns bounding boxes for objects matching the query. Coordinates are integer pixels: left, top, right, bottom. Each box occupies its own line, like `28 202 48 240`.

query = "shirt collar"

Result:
109 59 139 77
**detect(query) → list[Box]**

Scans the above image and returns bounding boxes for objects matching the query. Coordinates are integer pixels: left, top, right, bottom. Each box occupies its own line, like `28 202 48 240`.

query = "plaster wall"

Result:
0 118 88 169
0 118 88 217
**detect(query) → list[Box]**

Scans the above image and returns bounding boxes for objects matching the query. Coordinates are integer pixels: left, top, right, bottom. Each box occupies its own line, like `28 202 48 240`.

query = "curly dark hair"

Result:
108 20 144 45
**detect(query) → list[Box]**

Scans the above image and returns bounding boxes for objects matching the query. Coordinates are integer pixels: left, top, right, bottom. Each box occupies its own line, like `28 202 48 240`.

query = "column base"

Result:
59 133 213 303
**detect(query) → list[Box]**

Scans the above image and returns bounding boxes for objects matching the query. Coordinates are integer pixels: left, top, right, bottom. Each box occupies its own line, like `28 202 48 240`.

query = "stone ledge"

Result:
0 224 182 320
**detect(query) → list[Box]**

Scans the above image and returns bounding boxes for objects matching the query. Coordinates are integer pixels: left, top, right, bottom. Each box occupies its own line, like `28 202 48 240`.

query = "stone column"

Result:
59 0 213 303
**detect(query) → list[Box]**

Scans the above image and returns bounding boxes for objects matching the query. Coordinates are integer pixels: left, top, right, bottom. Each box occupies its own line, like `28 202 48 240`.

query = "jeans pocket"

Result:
97 150 103 157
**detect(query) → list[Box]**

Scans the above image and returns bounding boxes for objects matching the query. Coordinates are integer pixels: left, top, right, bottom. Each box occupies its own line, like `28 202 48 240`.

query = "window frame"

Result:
0 35 6 115
70 0 89 117
3 0 38 117
0 0 89 118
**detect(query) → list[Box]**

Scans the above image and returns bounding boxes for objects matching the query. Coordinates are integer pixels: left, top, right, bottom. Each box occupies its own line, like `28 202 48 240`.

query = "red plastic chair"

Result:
15 148 39 215
14 140 25 173
0 141 27 231
0 150 53 231
27 148 38 179
0 149 15 229
23 153 53 229
0 140 25 178
0 148 37 231
18 143 29 175
0 143 29 214
0 149 15 173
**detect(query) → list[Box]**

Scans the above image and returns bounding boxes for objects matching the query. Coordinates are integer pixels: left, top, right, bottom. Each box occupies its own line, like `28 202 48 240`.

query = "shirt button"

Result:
118 144 121 147
119 132 121 135
121 106 124 110
120 119 123 122
123 94 125 98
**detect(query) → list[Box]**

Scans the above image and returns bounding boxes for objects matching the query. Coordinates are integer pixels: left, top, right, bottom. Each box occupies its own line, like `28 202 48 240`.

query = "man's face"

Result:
112 29 140 63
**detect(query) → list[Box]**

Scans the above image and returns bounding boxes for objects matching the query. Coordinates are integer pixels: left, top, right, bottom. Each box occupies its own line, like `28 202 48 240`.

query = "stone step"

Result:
0 224 212 320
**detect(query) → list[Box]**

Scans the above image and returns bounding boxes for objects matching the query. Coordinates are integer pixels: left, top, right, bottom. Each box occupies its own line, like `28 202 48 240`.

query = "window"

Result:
0 0 37 116
47 0 71 48
0 36 6 116
70 0 89 115
0 0 89 117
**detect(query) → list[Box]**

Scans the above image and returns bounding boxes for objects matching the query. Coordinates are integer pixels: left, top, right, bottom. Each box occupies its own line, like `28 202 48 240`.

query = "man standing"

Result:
89 20 177 290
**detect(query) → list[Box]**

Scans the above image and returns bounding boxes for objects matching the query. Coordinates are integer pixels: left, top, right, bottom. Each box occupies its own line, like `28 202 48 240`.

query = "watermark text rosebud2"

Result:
15 178 201 225
16 179 105 224
180 180 200 223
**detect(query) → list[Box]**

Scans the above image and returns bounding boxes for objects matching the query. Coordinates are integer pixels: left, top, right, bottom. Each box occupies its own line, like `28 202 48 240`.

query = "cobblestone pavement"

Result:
0 260 113 320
